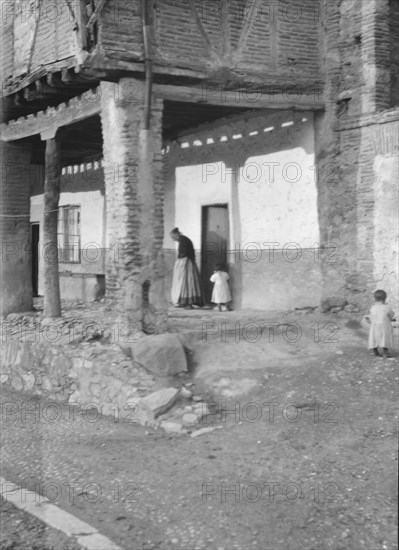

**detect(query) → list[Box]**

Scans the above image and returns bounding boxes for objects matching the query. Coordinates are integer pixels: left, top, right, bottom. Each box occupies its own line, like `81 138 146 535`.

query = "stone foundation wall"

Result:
0 328 160 418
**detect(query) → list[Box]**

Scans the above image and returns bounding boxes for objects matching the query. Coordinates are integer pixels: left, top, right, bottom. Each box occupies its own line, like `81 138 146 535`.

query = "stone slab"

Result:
131 333 187 377
137 387 179 418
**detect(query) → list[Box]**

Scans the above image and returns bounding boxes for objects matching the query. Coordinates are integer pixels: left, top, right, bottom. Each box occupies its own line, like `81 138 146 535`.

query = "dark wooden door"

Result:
201 205 229 304
31 223 40 297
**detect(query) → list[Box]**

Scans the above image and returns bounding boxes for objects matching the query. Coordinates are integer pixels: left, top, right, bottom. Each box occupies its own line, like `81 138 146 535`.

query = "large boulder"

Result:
131 334 187 376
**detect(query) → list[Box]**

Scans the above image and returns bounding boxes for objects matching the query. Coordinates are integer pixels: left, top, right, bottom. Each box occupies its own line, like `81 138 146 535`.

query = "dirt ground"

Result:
0 308 398 550
0 497 81 550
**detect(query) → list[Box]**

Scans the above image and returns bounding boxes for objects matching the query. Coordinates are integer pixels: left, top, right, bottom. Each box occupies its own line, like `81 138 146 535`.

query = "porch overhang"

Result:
1 82 324 144
0 89 101 142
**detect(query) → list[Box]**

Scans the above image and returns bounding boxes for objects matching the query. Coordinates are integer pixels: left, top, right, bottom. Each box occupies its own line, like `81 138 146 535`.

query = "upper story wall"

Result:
100 0 321 82
1 0 322 94
2 0 397 118
1 0 78 86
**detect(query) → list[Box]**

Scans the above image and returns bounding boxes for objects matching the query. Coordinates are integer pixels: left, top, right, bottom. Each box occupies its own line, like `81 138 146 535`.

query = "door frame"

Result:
201 203 230 303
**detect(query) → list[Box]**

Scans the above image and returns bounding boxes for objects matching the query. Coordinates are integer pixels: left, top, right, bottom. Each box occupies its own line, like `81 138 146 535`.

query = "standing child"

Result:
367 289 396 358
210 264 231 312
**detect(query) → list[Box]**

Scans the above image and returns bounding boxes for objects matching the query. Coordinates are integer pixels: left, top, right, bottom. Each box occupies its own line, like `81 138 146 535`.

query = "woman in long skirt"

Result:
170 228 204 308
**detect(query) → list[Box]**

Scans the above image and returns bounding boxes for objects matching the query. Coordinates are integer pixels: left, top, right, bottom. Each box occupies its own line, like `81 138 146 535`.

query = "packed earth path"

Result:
1 306 398 550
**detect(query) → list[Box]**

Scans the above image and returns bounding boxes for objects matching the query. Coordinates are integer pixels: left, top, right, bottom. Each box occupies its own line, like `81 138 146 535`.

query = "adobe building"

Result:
1 0 398 332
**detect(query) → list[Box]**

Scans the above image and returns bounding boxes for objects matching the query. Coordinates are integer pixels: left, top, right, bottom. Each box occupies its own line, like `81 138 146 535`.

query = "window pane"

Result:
57 205 80 263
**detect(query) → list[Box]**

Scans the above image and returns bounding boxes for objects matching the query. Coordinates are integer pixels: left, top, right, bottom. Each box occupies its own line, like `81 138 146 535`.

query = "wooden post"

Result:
43 135 61 318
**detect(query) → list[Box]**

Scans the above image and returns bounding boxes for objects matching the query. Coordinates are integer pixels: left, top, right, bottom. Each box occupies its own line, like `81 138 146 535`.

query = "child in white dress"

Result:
210 264 231 312
367 289 396 358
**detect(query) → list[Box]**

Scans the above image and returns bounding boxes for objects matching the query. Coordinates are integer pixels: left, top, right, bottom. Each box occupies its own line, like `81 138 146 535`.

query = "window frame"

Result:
57 205 81 264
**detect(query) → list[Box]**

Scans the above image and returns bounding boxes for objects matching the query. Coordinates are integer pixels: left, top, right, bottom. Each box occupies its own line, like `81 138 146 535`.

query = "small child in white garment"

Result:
210 263 232 312
366 289 396 358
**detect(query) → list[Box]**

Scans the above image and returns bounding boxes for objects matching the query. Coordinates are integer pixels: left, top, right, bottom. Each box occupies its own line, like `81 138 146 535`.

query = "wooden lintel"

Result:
0 88 102 142
153 84 325 111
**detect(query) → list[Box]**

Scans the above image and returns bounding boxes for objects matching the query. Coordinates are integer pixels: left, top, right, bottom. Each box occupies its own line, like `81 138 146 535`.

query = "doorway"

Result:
201 204 229 304
31 223 39 297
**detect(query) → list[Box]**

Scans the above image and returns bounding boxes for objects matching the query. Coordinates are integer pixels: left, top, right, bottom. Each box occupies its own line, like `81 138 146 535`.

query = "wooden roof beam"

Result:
0 88 101 142
86 0 109 29
154 84 325 111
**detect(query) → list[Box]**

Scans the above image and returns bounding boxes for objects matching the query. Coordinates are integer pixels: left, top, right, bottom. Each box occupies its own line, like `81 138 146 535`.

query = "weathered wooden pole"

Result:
43 134 61 318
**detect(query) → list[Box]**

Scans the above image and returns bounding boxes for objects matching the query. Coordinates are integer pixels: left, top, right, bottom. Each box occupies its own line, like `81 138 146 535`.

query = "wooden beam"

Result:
233 0 263 63
43 135 62 318
86 0 108 28
35 79 58 98
221 0 231 60
27 6 41 74
62 68 73 84
0 89 102 142
269 1 278 72
3 57 76 96
189 0 220 63
154 84 325 110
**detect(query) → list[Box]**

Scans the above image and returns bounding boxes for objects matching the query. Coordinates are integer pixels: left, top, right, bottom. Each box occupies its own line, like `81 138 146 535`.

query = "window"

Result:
57 205 81 263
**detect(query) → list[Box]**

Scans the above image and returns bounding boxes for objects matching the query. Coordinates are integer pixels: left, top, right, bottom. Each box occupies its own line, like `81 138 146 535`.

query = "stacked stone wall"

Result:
0 329 159 416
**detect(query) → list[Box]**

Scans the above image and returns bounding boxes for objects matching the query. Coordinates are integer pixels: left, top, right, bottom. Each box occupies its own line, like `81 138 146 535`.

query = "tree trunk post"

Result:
43 135 61 318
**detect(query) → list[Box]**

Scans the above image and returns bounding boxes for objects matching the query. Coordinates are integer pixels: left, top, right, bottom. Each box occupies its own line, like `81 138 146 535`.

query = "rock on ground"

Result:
131 334 187 376
125 399 158 427
182 413 198 427
321 296 348 312
180 387 192 399
190 426 222 438
136 388 179 418
160 421 183 433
